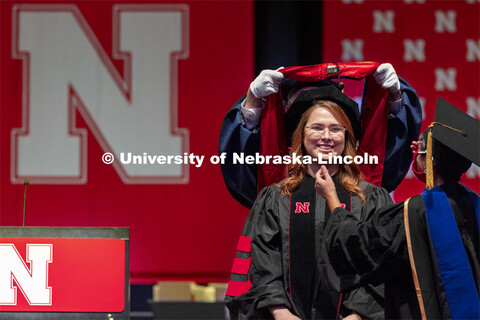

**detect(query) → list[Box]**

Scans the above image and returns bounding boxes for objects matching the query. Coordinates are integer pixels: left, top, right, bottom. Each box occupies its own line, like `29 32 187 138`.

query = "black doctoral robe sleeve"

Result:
326 188 480 319
249 186 291 312
225 186 293 320
337 185 394 319
325 200 407 285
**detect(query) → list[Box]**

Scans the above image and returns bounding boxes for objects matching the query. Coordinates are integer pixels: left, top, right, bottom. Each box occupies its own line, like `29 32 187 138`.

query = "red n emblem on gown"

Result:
295 202 310 213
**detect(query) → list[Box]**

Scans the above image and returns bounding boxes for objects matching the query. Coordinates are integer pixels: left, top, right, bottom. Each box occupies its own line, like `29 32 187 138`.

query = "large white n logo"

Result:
341 39 364 61
0 244 53 305
11 4 189 184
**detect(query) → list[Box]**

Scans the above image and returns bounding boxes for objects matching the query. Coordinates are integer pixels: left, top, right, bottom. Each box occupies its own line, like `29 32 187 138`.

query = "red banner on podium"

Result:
0 238 125 312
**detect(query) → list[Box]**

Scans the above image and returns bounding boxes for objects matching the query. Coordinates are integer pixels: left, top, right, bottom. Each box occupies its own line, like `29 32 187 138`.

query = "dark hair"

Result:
418 129 429 153
422 128 472 182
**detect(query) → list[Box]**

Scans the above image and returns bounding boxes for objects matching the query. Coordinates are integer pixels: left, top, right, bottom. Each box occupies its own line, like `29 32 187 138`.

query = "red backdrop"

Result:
323 0 480 202
1 0 252 284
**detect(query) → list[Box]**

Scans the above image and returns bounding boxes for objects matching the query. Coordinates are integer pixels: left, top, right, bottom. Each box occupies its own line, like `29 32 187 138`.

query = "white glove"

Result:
249 69 284 99
373 63 400 93
374 63 402 114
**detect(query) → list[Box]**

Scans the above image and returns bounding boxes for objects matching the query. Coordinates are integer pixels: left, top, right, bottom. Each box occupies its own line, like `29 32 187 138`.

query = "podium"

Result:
0 227 129 320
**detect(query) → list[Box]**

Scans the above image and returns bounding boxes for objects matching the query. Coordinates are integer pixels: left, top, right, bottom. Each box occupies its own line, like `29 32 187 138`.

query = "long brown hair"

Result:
280 100 365 202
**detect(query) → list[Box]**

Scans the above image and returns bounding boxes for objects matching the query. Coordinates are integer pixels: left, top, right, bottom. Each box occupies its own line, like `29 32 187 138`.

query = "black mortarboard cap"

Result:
284 85 360 144
431 97 480 166
280 78 344 102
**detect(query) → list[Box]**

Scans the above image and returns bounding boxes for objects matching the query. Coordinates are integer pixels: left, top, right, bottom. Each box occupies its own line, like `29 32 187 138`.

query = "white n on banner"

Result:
11 4 189 184
0 244 52 305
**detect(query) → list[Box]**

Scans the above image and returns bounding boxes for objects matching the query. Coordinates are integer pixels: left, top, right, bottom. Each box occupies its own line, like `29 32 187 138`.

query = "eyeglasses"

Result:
305 125 346 138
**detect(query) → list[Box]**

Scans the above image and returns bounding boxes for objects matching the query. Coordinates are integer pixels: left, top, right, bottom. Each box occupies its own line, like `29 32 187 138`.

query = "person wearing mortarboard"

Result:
219 62 422 209
317 98 480 319
225 82 394 319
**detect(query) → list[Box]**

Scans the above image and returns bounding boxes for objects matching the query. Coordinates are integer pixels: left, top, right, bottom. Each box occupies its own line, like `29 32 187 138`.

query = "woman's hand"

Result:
315 165 342 212
315 165 336 198
410 140 420 153
269 305 301 320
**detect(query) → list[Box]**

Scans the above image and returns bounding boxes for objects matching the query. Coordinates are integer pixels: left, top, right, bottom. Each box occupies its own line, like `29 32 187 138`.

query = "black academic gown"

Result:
325 182 480 319
225 176 393 319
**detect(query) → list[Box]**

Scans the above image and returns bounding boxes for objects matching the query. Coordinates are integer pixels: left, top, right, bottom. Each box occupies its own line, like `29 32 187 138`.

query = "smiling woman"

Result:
225 85 394 320
280 91 365 203
304 107 346 160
